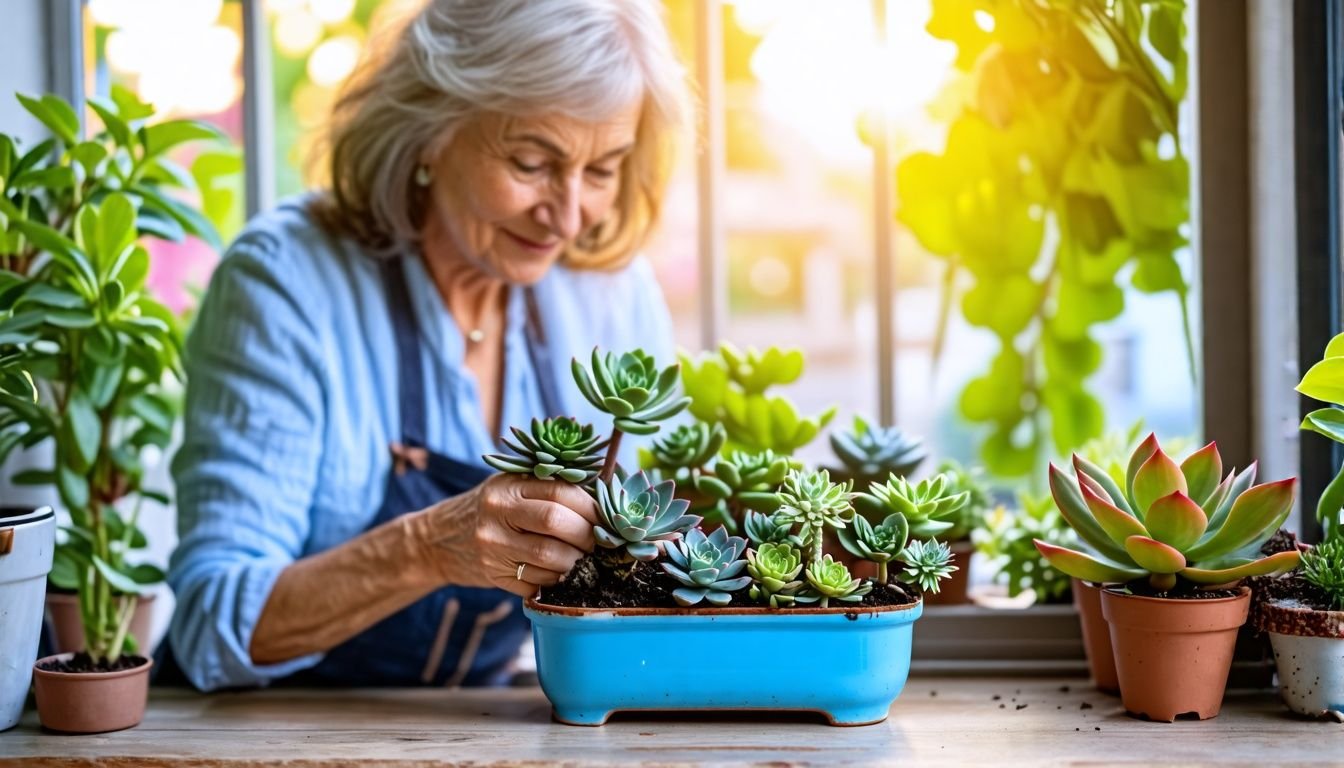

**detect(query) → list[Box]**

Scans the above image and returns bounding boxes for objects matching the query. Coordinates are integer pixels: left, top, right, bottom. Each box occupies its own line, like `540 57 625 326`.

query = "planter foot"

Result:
822 706 890 726
551 708 612 726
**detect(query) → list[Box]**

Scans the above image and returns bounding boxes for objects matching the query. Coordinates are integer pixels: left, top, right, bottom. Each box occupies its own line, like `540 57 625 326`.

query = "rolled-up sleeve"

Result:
168 231 327 691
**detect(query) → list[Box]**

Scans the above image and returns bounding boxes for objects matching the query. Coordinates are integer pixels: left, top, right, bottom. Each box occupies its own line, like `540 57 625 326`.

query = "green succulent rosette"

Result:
802 555 871 608
829 415 927 485
662 527 752 606
572 347 689 436
836 513 910 584
484 417 606 483
746 542 806 607
855 473 969 539
774 468 854 564
594 470 700 562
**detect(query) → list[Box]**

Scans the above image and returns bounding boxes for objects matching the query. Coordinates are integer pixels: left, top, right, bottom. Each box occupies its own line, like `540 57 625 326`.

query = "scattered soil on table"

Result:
538 553 918 610
37 652 146 674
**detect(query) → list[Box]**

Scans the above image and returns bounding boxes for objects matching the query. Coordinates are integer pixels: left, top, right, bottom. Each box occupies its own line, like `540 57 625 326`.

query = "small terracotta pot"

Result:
921 541 973 606
32 652 152 733
45 591 156 655
1071 579 1119 694
1101 586 1250 722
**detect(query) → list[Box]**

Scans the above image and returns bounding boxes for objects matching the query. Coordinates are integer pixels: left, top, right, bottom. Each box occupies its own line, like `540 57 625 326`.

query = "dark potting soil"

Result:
538 553 917 610
1250 573 1336 613
1113 585 1242 600
1260 527 1301 556
37 652 147 674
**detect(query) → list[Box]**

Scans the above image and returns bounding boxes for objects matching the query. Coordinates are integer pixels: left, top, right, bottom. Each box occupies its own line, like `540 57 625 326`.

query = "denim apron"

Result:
299 256 554 687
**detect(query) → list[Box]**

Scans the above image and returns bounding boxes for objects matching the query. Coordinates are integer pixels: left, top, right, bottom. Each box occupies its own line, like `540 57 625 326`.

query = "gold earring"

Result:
414 164 432 187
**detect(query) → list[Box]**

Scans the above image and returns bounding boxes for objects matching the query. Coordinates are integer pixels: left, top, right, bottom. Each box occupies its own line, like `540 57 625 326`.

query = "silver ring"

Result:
516 563 527 581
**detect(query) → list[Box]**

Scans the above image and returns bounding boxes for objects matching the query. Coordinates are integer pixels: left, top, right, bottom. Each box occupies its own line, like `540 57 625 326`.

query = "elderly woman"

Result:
167 0 688 690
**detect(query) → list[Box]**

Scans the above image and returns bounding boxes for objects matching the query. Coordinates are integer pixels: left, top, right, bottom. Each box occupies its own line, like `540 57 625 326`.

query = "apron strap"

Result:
382 257 428 448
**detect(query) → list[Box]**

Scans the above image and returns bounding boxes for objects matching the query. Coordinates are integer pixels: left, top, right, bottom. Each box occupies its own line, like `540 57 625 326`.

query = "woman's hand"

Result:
411 474 598 597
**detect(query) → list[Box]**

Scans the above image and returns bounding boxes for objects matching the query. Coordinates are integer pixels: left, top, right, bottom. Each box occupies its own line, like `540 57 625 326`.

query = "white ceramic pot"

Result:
0 506 55 731
1262 598 1344 720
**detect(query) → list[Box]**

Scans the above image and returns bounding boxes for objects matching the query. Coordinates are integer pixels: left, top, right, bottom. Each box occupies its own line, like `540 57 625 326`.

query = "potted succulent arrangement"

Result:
488 348 959 726
0 358 55 731
1250 333 1344 720
1034 436 1301 721
0 89 223 733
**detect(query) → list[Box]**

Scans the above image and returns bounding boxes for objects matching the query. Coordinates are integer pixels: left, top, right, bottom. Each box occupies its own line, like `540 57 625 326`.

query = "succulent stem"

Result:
600 429 624 483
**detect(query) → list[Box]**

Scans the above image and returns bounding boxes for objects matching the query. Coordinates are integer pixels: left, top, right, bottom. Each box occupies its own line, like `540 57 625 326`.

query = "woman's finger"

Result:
510 478 599 524
507 498 595 551
498 530 587 575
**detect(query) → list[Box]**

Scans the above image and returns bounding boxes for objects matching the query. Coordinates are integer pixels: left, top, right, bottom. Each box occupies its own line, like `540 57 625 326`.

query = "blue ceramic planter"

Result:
524 598 923 726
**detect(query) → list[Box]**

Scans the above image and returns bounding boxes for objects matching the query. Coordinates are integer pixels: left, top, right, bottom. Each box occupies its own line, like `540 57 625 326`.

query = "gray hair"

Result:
311 0 691 265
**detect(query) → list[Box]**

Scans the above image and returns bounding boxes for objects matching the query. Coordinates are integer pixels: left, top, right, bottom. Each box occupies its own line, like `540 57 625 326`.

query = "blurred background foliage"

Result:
896 0 1192 478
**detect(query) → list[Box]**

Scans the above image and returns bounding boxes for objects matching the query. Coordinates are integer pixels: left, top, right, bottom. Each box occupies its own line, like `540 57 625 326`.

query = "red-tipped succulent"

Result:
1034 434 1301 592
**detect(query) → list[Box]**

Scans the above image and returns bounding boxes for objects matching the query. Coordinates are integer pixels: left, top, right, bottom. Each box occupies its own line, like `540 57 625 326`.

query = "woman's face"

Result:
421 104 641 285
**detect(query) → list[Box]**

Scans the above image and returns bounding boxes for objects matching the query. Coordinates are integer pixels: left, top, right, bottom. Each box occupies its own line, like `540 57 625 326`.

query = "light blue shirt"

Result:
168 198 675 691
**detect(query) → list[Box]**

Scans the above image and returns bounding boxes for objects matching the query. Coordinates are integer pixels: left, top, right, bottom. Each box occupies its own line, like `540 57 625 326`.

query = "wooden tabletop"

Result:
2 677 1339 766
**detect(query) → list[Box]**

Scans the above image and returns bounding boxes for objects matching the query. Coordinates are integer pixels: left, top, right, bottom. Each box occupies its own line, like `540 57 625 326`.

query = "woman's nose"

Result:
536 177 583 241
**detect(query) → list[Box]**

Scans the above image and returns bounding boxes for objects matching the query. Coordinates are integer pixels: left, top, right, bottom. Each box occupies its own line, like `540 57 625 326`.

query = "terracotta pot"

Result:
32 652 152 733
1257 597 1344 720
1071 579 1119 694
921 540 973 606
1101 586 1250 721
45 591 156 655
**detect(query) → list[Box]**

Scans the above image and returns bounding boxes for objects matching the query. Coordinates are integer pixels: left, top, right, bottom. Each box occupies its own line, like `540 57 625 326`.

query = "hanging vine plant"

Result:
896 0 1193 477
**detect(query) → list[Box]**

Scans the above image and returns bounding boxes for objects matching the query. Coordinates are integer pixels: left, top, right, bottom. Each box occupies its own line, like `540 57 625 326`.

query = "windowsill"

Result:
4 677 1338 766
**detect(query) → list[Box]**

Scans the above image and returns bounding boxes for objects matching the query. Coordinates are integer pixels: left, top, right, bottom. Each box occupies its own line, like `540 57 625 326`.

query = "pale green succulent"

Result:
829 415 927 486
1035 435 1301 592
572 347 689 437
1300 537 1344 611
484 417 606 483
692 449 794 532
746 542 806 607
855 473 969 539
803 555 872 608
643 422 725 476
836 513 910 584
662 527 752 606
899 538 957 594
774 468 855 564
594 470 701 562
743 509 798 548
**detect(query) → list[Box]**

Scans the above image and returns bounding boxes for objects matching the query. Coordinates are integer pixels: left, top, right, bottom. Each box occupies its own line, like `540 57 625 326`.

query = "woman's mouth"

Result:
504 230 560 254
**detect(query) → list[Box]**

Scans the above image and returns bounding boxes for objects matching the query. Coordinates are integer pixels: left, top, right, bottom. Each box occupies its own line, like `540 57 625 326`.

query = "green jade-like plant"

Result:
1034 434 1302 592
0 90 229 664
641 422 725 481
773 468 855 565
484 416 606 483
745 541 807 607
593 470 701 563
854 473 971 539
661 527 752 606
680 342 835 456
829 415 927 487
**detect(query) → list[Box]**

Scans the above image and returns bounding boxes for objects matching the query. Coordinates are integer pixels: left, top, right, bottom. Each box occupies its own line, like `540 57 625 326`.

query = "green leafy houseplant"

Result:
898 0 1193 477
1295 331 1344 540
0 90 228 666
1033 435 1301 593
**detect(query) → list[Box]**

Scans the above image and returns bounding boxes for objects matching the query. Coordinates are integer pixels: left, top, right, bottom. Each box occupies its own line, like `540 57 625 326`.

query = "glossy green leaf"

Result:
16 93 78 145
1325 331 1344 359
1301 408 1344 444
96 193 137 271
141 119 224 159
62 389 101 472
1125 432 1160 504
87 98 130 146
92 555 146 596
1298 357 1344 406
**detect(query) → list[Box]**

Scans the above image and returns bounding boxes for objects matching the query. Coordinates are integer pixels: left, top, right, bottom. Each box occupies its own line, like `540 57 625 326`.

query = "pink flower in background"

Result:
146 238 219 315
